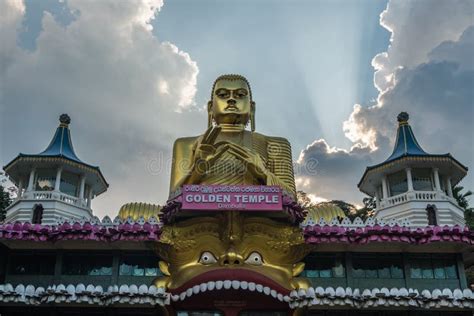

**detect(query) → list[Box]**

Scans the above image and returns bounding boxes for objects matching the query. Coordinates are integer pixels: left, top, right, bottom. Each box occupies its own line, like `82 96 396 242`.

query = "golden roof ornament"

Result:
59 113 71 127
397 111 409 126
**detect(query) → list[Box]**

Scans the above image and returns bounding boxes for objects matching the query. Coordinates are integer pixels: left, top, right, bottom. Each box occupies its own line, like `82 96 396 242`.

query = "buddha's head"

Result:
208 74 256 131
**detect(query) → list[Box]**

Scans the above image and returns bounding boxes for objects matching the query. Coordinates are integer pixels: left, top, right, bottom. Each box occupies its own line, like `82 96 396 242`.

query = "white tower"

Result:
358 112 468 226
3 114 108 225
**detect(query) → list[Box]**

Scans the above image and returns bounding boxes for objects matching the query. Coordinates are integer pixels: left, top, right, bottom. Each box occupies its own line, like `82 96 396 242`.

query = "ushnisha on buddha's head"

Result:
208 74 256 131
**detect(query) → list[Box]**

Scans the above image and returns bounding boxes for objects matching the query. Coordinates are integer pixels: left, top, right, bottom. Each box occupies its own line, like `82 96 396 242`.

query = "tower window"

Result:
412 168 434 191
59 171 79 197
35 169 56 191
426 204 437 225
388 170 408 196
32 204 44 224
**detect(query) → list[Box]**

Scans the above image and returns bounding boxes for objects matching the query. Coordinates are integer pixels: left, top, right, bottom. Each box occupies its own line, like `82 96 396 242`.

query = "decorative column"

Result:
381 176 389 199
446 177 453 197
54 167 62 192
406 168 414 191
375 191 381 209
27 169 36 191
79 175 86 200
87 189 93 208
17 178 24 198
433 168 441 191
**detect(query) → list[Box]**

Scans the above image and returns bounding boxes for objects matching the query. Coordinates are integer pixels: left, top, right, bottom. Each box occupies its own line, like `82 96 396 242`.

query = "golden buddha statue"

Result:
169 74 296 197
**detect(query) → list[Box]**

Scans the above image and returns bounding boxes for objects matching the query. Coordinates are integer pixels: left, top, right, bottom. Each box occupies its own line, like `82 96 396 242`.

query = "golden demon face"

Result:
155 212 310 300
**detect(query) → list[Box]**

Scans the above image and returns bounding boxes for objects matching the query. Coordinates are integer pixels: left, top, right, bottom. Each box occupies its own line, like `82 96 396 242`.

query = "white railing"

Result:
23 191 89 209
59 193 79 205
414 191 437 200
386 193 408 206
32 191 53 200
380 190 454 209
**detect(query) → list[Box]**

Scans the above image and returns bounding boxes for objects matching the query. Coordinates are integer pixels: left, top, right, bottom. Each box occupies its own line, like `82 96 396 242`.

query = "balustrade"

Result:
23 191 89 209
380 190 453 210
414 191 436 200
386 192 408 206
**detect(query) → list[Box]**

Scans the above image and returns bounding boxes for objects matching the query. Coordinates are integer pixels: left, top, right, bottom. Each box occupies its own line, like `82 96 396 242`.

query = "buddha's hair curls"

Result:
210 74 253 102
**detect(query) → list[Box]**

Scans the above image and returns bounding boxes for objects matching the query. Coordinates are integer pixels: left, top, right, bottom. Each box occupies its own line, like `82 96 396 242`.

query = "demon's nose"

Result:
220 249 243 266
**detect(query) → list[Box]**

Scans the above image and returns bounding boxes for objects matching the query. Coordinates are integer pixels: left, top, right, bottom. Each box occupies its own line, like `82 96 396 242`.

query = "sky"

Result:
0 0 473 218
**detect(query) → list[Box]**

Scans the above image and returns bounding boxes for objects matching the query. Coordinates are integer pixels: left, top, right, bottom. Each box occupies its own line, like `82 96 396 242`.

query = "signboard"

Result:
182 185 282 211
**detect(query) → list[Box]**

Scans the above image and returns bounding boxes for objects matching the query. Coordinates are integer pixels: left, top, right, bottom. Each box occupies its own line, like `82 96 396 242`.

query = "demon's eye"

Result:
199 251 217 265
245 252 263 266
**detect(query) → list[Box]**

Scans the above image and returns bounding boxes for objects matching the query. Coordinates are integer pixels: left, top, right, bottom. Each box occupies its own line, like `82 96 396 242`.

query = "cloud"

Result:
0 0 200 216
373 0 473 92
295 139 374 203
0 0 25 73
296 0 474 204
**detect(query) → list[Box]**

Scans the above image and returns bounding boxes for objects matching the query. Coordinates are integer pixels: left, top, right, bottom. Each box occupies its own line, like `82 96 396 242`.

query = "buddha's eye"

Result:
234 89 248 98
215 89 230 99
199 251 217 265
245 252 263 266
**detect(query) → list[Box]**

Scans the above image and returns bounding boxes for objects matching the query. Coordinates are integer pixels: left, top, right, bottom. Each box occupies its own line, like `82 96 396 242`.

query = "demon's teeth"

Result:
248 282 256 291
232 280 240 290
174 280 289 304
207 281 215 291
271 289 277 298
186 288 193 297
263 286 271 295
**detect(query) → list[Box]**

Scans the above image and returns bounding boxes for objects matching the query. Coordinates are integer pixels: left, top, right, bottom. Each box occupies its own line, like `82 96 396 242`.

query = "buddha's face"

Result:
211 79 252 125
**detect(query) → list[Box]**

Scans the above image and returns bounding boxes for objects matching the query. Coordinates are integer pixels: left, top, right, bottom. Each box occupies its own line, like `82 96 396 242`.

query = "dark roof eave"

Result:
3 154 109 193
368 153 468 172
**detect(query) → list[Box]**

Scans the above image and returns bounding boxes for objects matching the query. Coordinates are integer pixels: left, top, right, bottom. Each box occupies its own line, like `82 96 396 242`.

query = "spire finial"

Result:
59 114 71 126
397 112 409 125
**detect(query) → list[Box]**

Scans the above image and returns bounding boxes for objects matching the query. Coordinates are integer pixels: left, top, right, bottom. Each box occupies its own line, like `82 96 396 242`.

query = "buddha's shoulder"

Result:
173 136 200 150
252 132 291 147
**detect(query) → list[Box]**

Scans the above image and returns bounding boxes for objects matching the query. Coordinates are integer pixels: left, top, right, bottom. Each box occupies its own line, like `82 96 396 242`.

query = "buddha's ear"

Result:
292 262 305 277
250 101 256 131
207 101 213 128
159 261 171 276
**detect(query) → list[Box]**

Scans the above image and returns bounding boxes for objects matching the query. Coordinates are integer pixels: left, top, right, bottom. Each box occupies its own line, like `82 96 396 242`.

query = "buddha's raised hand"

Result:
193 126 221 162
222 142 270 183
